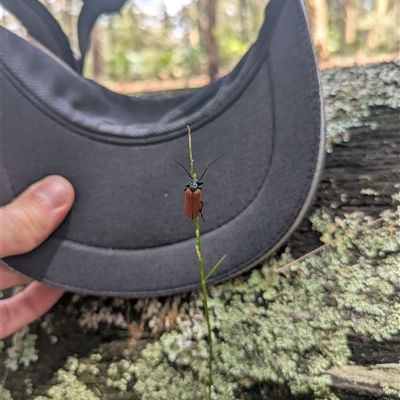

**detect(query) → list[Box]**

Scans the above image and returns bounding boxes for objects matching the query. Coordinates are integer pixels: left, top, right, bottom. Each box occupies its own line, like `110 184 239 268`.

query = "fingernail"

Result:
33 176 72 209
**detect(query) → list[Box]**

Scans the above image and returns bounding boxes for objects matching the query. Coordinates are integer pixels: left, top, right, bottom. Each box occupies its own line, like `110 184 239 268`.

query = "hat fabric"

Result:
0 0 325 297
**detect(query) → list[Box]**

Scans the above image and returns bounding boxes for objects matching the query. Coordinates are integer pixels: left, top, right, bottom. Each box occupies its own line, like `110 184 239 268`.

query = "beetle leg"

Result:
200 201 205 222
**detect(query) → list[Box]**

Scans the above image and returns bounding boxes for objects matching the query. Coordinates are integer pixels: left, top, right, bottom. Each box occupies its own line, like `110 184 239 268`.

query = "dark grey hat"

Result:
0 0 325 297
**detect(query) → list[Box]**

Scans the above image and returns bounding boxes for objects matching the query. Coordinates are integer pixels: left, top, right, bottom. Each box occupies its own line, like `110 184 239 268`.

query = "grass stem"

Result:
186 125 225 399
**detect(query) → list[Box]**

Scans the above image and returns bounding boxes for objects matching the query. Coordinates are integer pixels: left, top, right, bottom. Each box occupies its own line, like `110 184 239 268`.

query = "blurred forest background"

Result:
1 0 399 93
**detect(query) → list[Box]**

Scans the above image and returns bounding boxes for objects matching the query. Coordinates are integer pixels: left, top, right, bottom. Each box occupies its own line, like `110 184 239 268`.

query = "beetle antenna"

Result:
198 154 225 181
170 158 193 179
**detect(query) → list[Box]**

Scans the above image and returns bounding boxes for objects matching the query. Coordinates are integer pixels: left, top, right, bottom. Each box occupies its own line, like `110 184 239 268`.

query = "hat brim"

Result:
1 0 325 297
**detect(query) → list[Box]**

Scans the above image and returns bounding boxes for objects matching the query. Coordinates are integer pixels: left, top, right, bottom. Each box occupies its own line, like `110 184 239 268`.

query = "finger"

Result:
0 176 74 258
0 264 31 289
0 281 64 339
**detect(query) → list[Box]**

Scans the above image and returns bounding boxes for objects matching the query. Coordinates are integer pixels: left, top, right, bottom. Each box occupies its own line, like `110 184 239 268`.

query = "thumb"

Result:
0 176 75 258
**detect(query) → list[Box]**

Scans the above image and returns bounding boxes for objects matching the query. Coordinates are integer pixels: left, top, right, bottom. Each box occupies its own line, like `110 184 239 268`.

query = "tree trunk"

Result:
206 0 219 80
344 0 356 44
91 26 102 80
367 0 390 50
306 0 330 61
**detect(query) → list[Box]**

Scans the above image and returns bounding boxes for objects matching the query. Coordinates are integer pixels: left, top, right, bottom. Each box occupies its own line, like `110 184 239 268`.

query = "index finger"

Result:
0 281 64 339
0 263 31 289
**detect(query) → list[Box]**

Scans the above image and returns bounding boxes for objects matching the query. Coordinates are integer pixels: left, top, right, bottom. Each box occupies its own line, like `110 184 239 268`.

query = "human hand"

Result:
0 176 74 339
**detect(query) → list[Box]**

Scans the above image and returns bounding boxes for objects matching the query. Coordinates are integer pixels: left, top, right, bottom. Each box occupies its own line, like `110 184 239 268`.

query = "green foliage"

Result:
84 0 400 82
215 0 264 70
1 0 392 84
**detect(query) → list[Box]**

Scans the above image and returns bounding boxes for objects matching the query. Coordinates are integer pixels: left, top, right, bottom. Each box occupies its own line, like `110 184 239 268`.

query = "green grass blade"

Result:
205 254 227 282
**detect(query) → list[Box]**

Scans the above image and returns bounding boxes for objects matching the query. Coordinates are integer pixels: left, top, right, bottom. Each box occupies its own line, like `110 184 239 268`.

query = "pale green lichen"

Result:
0 385 14 400
33 370 100 400
4 327 38 371
89 353 102 362
105 359 136 392
63 356 100 378
321 61 399 148
64 356 79 374
131 199 400 399
383 387 400 398
360 188 380 196
48 335 58 345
